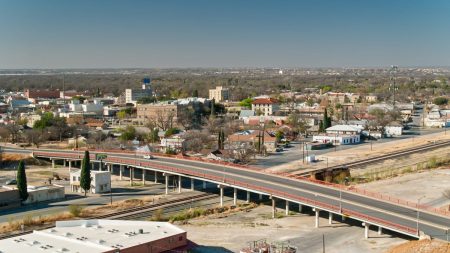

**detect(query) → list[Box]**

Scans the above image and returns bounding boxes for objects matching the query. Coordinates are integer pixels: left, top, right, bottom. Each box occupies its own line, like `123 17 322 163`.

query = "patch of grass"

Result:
150 208 167 221
68 204 84 217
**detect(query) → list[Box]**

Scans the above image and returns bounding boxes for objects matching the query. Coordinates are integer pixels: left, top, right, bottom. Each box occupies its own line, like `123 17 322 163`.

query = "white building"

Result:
325 125 362 135
251 97 280 116
0 219 187 253
70 170 111 194
160 134 186 153
125 78 153 105
3 184 65 204
385 122 403 137
209 86 230 102
312 134 360 145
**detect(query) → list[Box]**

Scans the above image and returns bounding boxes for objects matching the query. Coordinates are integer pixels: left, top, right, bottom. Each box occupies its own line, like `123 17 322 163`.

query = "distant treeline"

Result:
0 72 448 102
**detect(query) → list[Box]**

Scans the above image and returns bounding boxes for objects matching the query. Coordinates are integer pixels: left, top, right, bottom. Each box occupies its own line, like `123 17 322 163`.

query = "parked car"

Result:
143 155 155 159
5 179 17 185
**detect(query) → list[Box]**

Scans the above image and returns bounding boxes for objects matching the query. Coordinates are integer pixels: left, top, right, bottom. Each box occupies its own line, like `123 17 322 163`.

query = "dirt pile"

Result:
386 239 450 253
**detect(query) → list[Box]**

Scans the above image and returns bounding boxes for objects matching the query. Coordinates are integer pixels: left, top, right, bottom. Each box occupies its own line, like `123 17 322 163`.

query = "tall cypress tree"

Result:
80 150 92 197
323 108 328 130
210 99 216 117
16 160 28 201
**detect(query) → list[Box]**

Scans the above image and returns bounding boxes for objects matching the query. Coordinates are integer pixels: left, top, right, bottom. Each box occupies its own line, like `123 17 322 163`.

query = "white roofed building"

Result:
0 219 187 253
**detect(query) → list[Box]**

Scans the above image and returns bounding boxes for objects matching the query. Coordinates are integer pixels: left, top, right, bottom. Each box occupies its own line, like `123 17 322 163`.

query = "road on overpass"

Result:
4 147 450 241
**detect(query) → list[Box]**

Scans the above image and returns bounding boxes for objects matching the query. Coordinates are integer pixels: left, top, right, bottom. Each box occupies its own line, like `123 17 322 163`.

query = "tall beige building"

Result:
209 86 230 102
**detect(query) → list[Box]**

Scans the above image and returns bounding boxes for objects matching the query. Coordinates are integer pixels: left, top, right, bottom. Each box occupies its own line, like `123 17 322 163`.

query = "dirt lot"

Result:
358 168 450 209
181 204 405 253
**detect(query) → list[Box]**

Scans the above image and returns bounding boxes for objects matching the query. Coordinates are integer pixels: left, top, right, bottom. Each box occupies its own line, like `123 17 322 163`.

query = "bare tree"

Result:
23 129 49 148
5 122 21 144
147 110 176 131
86 131 106 149
183 130 213 153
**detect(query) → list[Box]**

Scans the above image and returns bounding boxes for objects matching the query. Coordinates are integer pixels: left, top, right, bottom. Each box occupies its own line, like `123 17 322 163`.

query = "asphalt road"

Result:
28 148 450 241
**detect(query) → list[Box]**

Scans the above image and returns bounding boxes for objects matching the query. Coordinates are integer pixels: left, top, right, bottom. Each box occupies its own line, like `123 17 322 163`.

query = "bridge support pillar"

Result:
313 208 320 228
378 226 382 235
271 197 276 219
178 175 182 193
129 167 133 186
68 160 72 169
52 159 55 169
108 164 112 172
99 162 103 171
246 191 250 203
165 174 169 195
203 181 206 190
342 215 346 221
190 178 194 191
233 188 237 206
328 212 333 225
154 171 158 183
63 160 66 167
363 222 369 239
218 185 224 207
259 194 262 201
285 200 289 215
299 204 303 213
142 169 146 186
119 165 123 180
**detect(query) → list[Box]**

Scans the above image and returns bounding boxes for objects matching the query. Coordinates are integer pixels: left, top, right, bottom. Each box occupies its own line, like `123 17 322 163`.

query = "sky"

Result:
0 0 450 69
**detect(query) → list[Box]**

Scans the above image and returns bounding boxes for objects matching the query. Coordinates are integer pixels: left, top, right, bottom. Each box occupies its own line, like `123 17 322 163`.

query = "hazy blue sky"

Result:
1 0 450 68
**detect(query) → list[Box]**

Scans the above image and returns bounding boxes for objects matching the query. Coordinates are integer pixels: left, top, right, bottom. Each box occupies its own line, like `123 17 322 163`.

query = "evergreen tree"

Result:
80 150 92 197
210 99 216 117
323 108 328 129
16 160 28 201
319 120 324 133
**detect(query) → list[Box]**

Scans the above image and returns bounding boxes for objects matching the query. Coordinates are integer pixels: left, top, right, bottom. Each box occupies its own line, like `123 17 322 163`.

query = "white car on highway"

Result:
143 154 155 159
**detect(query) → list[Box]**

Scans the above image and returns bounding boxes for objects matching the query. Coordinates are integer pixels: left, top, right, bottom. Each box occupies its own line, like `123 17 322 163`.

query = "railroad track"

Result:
0 192 216 240
295 139 450 176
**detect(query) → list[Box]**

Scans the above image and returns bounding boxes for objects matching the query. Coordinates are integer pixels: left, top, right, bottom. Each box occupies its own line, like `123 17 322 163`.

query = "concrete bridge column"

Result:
190 178 194 191
63 160 66 167
328 212 333 225
299 204 303 213
142 169 146 186
218 185 225 207
342 215 346 221
99 162 103 171
178 175 182 193
259 194 262 201
233 188 237 206
68 160 72 169
154 171 158 183
378 226 382 235
314 208 320 228
119 165 123 180
165 174 169 195
129 167 133 186
363 222 369 239
246 191 250 203
108 164 112 172
52 159 55 169
271 197 276 219
285 200 289 215
202 181 206 190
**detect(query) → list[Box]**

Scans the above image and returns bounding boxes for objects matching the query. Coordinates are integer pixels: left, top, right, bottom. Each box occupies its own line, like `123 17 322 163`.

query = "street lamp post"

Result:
417 196 425 237
339 185 342 214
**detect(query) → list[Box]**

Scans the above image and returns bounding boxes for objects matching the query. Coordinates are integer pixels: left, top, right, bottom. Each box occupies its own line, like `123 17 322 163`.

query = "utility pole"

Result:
322 234 325 253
